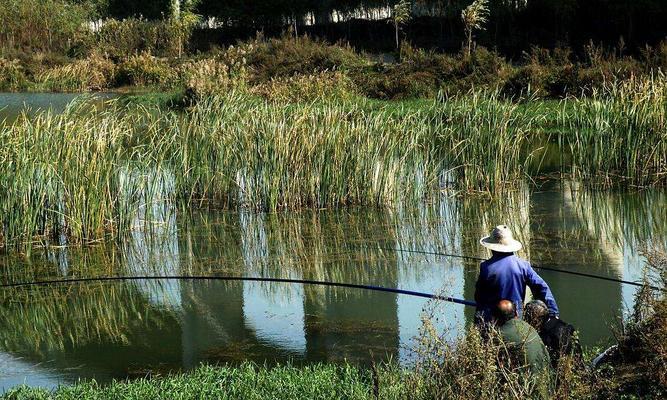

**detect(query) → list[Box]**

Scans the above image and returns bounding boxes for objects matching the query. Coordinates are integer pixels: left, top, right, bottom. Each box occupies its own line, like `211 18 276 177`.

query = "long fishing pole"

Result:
367 246 664 292
0 275 478 307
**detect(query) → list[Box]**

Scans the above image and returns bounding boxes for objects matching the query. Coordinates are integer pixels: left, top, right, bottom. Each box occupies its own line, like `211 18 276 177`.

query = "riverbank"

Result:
2 33 667 101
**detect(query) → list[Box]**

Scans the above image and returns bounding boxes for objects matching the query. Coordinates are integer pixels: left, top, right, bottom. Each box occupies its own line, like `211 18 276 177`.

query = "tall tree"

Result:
392 0 412 50
461 0 489 56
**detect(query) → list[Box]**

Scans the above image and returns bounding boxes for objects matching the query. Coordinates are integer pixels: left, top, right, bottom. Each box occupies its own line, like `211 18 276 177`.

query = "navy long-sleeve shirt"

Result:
474 252 559 323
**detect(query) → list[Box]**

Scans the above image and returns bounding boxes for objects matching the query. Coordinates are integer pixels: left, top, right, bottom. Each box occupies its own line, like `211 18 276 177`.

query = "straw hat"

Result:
480 225 522 253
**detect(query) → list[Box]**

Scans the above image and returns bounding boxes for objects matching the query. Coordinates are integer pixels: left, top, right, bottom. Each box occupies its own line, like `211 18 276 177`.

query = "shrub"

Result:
96 18 180 60
239 34 367 83
598 247 667 398
641 40 667 71
36 53 116 92
0 0 91 56
503 48 576 98
179 58 247 99
354 65 438 100
0 58 29 91
251 71 358 103
116 53 176 87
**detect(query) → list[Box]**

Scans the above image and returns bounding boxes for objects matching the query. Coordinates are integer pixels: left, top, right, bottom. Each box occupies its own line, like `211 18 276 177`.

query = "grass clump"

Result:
562 75 667 187
116 53 177 88
1 363 409 400
0 58 29 91
594 247 667 399
35 53 117 92
0 90 535 249
250 71 358 103
0 101 151 250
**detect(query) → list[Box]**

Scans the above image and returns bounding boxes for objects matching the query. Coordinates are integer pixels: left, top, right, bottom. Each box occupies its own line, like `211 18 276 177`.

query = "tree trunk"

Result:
395 21 400 50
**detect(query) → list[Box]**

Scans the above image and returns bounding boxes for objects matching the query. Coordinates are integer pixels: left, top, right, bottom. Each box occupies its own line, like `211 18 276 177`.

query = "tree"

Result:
170 0 201 57
461 0 489 56
392 0 412 51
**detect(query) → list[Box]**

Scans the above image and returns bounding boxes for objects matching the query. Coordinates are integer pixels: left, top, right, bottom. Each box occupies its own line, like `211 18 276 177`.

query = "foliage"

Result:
169 0 202 58
562 75 667 187
95 18 181 59
1 363 410 400
116 53 177 87
36 53 117 92
0 59 29 91
238 34 367 83
250 71 359 103
179 58 246 99
461 0 489 56
391 0 412 50
597 247 667 398
0 0 91 57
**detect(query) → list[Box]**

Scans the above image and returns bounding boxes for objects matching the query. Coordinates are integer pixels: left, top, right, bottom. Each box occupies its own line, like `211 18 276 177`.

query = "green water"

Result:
0 94 665 391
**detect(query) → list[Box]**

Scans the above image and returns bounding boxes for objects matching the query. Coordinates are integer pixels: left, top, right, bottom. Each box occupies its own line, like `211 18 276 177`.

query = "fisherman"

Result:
492 299 552 378
524 299 582 368
475 225 559 325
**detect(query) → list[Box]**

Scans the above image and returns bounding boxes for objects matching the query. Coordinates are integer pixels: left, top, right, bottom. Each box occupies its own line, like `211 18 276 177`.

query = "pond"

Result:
0 94 665 392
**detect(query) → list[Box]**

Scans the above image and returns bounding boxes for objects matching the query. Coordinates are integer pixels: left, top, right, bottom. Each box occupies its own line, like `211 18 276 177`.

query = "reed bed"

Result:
0 91 537 249
562 74 667 187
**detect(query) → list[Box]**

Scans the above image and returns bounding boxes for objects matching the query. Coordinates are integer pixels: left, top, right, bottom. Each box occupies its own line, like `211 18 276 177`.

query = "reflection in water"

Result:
1 181 666 391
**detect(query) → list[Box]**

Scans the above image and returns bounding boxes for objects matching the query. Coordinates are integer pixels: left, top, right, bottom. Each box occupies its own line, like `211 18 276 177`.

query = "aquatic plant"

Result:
0 100 153 250
0 58 29 91
0 90 541 249
562 74 667 187
36 53 116 92
116 53 177 87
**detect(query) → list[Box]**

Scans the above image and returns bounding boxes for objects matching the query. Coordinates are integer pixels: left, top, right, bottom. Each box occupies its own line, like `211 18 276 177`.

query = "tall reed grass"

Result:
0 100 153 251
562 74 667 187
0 91 538 250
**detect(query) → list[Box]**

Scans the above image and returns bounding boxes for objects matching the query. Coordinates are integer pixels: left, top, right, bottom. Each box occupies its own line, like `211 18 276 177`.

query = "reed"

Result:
562 74 667 187
0 90 537 250
0 99 152 250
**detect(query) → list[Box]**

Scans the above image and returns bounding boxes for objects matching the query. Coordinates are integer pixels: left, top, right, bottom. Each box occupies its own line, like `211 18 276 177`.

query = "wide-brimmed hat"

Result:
480 225 522 253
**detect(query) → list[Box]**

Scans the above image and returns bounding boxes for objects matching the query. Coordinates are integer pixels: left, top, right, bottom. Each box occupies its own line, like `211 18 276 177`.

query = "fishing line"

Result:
0 275 478 307
366 245 664 291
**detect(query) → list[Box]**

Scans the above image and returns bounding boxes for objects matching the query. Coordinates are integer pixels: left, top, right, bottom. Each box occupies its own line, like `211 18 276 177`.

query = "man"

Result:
474 225 559 324
524 299 582 368
493 300 552 377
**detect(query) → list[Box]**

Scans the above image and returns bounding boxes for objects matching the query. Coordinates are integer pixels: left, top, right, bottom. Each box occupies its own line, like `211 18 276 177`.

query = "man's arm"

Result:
524 266 559 316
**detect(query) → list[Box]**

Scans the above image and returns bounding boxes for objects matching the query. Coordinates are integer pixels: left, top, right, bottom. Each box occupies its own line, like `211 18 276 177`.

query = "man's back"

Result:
498 318 551 376
475 252 559 322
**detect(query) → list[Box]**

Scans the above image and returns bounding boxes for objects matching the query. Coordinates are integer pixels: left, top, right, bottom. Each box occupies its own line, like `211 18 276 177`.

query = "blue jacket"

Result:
474 252 559 322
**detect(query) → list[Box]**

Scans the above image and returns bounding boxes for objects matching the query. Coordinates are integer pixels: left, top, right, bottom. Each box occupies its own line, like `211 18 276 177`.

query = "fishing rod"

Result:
0 275 478 307
366 245 664 292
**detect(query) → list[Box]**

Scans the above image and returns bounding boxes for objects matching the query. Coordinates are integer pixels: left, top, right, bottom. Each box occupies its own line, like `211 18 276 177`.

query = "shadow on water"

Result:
1 180 666 390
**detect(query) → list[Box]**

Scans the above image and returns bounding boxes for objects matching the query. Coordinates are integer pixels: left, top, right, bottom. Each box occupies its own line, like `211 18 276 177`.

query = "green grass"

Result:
1 363 409 400
1 77 666 251
561 75 667 187
0 90 535 250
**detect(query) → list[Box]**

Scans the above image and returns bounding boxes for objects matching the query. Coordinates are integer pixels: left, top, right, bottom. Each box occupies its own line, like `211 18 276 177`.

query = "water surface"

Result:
0 94 665 392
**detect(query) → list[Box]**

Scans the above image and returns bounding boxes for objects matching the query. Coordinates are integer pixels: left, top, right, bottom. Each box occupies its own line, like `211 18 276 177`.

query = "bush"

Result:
597 247 667 399
0 0 91 57
354 65 438 100
36 53 116 91
251 71 359 103
641 41 667 71
116 53 176 87
239 34 367 83
179 58 247 99
96 18 180 60
0 58 29 91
